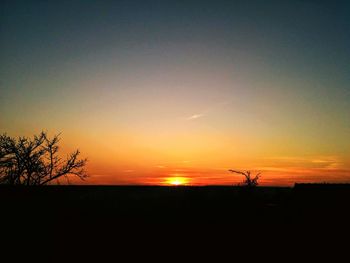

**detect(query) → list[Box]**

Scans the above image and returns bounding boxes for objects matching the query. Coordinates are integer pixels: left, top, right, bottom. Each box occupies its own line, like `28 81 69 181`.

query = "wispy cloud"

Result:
186 113 204 120
185 100 232 121
264 155 343 170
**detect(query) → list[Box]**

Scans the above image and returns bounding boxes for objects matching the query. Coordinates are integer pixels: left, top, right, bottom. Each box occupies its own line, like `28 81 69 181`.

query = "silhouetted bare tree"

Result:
0 131 87 185
228 170 261 187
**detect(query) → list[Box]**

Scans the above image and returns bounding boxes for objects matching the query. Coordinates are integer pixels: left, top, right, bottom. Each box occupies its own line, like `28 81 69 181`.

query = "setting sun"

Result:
166 177 189 186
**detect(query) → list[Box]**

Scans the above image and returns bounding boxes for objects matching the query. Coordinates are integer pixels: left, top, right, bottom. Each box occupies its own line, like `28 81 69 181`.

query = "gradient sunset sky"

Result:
1 0 349 185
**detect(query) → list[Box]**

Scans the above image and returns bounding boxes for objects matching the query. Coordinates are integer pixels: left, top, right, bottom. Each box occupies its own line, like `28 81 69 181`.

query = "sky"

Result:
1 0 350 185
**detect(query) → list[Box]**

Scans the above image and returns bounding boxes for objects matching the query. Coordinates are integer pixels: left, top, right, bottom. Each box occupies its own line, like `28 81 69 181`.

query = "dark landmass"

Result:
2 184 350 226
2 184 350 257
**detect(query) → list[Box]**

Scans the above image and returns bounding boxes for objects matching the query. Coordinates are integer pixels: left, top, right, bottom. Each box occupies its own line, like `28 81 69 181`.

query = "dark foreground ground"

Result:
1 184 350 259
2 184 350 224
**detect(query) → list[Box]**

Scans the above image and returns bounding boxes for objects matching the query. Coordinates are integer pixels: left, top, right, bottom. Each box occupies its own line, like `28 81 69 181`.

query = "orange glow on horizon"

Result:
77 163 350 187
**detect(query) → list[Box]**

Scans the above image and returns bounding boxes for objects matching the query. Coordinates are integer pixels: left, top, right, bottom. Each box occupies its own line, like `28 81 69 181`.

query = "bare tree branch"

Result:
228 169 261 187
0 131 87 185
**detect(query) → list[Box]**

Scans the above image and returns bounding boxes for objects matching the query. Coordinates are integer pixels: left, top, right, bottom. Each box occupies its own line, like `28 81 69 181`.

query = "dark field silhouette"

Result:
2 184 350 260
2 184 350 227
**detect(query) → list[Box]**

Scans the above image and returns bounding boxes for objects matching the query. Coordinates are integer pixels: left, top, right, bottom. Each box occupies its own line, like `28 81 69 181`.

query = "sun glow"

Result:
166 176 189 186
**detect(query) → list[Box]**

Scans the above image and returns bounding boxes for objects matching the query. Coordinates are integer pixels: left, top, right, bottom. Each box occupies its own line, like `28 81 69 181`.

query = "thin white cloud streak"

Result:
263 155 343 170
185 100 233 121
186 113 204 120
